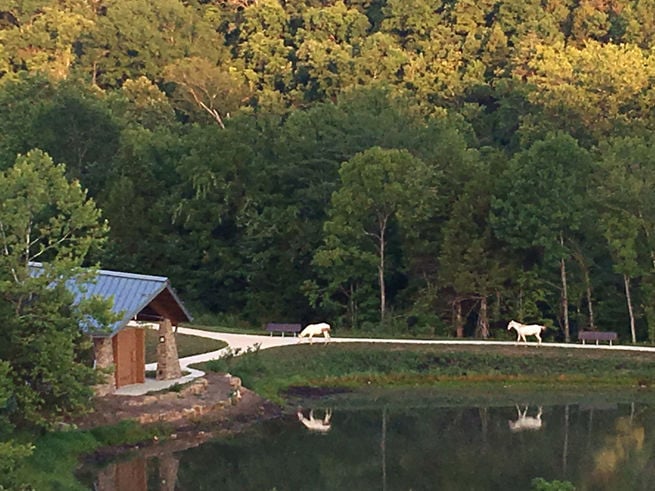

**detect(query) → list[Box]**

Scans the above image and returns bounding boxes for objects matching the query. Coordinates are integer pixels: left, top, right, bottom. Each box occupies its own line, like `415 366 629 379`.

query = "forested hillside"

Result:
2 0 655 341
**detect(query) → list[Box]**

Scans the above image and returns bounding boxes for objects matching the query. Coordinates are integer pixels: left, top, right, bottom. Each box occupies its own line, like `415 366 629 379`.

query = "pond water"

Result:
80 397 655 490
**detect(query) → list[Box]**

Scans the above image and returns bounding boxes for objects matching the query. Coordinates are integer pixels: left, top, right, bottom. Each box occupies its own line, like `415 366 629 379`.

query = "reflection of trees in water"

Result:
95 456 147 491
88 403 655 491
593 417 644 475
173 406 545 490
585 406 655 491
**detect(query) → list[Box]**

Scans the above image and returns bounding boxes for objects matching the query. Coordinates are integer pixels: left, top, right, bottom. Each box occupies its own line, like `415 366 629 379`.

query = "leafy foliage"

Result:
0 149 109 427
531 477 576 491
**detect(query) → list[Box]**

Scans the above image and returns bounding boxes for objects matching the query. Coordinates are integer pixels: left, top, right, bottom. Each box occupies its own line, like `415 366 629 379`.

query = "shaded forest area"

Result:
3 0 655 341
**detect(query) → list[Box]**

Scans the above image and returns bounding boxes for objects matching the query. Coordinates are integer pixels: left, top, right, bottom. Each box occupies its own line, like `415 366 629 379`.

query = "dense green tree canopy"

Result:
318 146 439 323
1 0 655 343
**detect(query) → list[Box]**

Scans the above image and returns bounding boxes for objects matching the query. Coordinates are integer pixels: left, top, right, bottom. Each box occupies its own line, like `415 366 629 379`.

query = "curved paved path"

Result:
115 327 655 396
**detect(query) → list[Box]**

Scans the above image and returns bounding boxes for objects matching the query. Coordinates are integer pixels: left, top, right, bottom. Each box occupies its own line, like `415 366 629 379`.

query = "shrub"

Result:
531 477 576 490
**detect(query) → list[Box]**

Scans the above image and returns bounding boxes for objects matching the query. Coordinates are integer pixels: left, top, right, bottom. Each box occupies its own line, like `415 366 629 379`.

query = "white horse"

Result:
298 322 331 344
297 408 332 433
508 405 543 432
507 320 546 344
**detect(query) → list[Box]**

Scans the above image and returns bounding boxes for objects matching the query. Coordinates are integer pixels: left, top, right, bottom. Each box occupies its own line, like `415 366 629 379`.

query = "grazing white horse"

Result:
297 408 332 433
508 405 543 432
298 322 331 344
507 320 546 344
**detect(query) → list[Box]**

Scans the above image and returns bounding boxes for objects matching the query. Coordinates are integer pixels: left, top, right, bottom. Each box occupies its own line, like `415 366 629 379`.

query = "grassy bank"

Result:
202 343 655 403
7 421 168 490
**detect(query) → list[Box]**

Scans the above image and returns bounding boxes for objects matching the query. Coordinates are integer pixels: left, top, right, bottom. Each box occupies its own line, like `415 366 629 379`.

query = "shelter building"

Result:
31 263 193 396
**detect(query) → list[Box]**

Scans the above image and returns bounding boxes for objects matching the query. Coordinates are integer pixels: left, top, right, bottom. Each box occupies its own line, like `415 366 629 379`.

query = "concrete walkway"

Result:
114 327 655 396
114 329 300 395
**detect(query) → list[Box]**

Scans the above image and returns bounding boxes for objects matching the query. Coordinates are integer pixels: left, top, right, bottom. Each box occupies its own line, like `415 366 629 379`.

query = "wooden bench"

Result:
265 323 302 337
578 330 618 346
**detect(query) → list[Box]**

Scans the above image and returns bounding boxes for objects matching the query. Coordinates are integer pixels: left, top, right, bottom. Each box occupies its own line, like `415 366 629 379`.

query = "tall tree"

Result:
80 0 221 87
602 213 641 343
111 76 177 131
438 156 511 338
0 360 33 489
294 1 370 100
495 0 565 45
618 0 655 48
169 123 255 313
97 126 182 275
0 76 55 168
0 2 95 82
30 80 121 194
320 146 438 323
570 0 612 44
0 77 121 194
594 135 655 342
236 0 293 109
491 133 593 341
0 149 109 426
164 57 250 128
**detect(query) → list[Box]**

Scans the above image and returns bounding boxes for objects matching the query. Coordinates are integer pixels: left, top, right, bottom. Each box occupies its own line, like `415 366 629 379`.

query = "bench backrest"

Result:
266 323 302 332
578 331 617 341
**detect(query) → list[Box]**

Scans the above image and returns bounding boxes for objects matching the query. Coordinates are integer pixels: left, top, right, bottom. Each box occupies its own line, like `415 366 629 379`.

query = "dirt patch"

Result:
73 372 283 434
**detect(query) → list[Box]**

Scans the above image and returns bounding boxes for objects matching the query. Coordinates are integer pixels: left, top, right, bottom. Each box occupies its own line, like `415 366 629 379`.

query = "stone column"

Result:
156 318 181 380
93 337 116 396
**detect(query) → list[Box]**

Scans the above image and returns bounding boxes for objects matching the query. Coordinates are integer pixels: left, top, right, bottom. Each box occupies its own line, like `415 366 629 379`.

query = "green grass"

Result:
180 322 263 334
201 343 655 403
144 329 227 364
10 421 169 490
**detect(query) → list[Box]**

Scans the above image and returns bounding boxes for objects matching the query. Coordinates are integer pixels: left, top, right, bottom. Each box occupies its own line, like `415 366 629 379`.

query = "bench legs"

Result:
581 338 615 346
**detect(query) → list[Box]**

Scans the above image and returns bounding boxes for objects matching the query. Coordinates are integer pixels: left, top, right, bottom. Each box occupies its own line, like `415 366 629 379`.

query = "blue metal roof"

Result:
30 263 192 336
77 269 170 335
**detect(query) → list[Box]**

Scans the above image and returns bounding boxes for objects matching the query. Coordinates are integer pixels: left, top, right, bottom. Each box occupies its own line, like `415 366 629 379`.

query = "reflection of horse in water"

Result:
508 405 543 432
507 320 546 344
297 408 332 433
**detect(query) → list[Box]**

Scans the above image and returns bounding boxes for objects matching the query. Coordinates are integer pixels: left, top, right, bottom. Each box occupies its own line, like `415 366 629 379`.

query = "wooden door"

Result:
113 328 145 387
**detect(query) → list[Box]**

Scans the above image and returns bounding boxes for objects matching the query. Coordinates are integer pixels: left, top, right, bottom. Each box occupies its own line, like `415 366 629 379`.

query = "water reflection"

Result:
81 400 655 491
95 457 147 491
297 408 333 433
508 405 544 432
591 416 645 487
